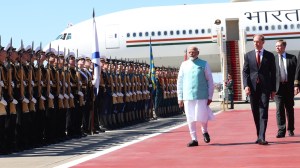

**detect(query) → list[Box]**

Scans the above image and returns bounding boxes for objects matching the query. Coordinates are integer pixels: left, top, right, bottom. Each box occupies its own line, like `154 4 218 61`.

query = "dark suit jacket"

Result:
243 49 276 93
275 53 297 94
295 52 300 87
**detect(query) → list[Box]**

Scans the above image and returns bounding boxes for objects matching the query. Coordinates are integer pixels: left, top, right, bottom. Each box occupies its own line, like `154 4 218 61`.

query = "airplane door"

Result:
226 19 239 41
105 25 120 49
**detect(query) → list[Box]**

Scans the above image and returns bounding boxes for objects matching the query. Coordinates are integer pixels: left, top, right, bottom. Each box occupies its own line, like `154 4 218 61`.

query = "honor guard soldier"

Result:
155 67 164 117
4 42 20 151
44 47 56 144
65 51 77 138
104 58 115 128
56 51 67 140
127 61 135 123
21 44 36 149
143 64 152 120
75 55 87 137
116 60 125 126
0 44 8 154
83 56 93 134
123 60 132 124
33 46 47 146
14 44 31 150
95 56 107 132
110 59 118 127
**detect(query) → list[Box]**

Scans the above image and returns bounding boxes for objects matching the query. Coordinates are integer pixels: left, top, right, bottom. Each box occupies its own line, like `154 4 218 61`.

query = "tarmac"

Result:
1 91 300 168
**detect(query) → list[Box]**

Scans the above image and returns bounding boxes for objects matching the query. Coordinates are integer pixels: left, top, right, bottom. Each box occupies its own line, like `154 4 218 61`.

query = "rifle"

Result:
56 46 64 109
110 60 118 104
116 61 123 103
46 44 54 108
62 48 69 109
28 41 36 112
66 49 75 108
19 40 29 113
7 38 17 114
0 36 6 114
76 49 84 106
0 57 6 115
36 42 45 110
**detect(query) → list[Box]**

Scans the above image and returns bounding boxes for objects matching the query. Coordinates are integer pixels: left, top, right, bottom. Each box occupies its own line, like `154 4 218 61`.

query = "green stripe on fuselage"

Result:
126 41 215 48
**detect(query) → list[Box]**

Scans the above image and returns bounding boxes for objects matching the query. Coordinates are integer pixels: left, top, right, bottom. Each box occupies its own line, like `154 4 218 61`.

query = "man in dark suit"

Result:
243 34 276 145
295 53 300 95
274 40 297 138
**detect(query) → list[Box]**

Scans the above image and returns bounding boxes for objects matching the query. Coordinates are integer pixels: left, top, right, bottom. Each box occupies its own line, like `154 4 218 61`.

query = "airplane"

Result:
45 0 300 101
45 0 300 73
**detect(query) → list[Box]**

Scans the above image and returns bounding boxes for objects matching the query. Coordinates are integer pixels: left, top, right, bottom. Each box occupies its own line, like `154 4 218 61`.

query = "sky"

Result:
0 0 229 48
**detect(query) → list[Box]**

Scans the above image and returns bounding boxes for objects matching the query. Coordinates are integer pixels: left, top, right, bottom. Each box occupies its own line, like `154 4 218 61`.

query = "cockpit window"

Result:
61 33 67 40
66 33 72 40
56 34 62 40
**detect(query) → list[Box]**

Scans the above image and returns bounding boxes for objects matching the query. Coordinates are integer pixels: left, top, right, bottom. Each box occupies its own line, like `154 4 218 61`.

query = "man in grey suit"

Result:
243 34 276 145
274 40 297 138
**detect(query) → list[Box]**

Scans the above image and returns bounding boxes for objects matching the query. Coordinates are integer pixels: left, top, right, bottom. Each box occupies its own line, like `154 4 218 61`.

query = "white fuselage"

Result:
45 0 300 72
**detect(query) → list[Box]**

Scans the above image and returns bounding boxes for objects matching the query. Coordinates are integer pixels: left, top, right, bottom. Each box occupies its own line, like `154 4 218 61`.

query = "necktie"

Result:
256 50 261 67
279 55 286 82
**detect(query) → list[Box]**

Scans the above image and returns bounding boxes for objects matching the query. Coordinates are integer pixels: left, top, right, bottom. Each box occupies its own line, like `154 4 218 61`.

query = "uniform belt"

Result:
280 81 288 84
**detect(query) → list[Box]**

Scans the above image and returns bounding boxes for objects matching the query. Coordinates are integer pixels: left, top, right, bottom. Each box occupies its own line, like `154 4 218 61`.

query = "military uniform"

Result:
0 46 8 153
33 46 46 146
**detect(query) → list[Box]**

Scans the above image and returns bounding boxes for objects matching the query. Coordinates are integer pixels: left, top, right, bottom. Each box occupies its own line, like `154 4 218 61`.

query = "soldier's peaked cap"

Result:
25 45 32 52
34 46 44 53
5 43 16 51
45 48 57 55
67 51 75 58
76 54 86 60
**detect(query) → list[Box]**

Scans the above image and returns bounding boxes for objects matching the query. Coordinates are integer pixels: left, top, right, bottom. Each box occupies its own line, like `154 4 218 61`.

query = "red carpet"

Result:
73 108 300 168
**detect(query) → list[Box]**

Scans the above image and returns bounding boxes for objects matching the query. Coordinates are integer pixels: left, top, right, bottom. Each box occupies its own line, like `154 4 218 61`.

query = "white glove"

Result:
129 83 132 86
23 98 29 103
41 95 46 100
64 94 69 99
70 93 74 99
121 84 123 87
112 83 115 87
31 97 37 104
50 81 53 85
59 81 62 86
129 92 133 96
31 80 34 86
79 81 82 86
40 81 44 86
65 83 68 88
12 99 18 104
58 94 64 99
112 93 118 97
23 81 27 86
0 81 4 87
126 93 130 96
0 99 7 106
11 82 15 88
78 91 84 96
49 93 54 99
70 82 73 87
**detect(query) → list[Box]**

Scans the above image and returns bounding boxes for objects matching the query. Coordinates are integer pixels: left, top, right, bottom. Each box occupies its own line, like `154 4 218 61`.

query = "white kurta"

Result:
184 100 215 123
182 63 215 123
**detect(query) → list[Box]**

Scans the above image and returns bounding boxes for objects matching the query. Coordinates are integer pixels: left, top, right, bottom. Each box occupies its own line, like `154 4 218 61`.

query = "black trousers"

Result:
249 84 270 141
274 83 294 134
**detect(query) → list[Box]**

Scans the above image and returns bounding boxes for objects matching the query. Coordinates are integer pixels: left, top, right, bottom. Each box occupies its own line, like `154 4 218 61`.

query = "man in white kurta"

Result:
177 46 214 147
